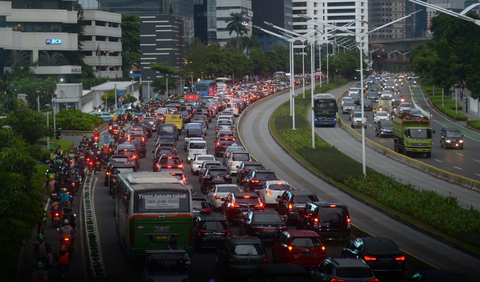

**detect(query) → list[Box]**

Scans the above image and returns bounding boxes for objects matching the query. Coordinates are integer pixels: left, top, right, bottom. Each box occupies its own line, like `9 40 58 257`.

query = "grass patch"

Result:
422 85 467 120
430 95 463 111
275 116 306 130
467 120 480 130
38 139 75 152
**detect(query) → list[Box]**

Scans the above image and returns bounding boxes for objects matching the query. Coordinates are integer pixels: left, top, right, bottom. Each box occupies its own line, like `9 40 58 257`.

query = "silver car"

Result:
398 103 411 114
351 110 367 128
380 90 393 100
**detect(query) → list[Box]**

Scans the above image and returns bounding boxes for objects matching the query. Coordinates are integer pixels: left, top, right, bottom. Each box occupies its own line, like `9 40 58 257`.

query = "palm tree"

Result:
225 12 248 49
39 51 69 66
6 50 30 75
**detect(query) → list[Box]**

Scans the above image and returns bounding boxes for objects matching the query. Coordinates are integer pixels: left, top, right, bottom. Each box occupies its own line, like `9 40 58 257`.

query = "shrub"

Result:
47 110 104 130
344 173 480 235
430 95 463 111
467 120 480 130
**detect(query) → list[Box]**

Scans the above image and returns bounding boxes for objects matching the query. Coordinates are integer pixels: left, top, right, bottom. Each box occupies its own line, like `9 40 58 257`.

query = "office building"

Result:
405 0 427 38
139 14 184 98
96 0 169 15
171 0 194 43
216 0 253 44
194 0 217 44
0 0 80 77
82 10 122 78
368 0 406 41
252 0 293 50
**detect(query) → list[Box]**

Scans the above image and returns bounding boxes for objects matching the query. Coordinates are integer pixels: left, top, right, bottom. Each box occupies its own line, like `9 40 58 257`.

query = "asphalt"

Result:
240 84 480 281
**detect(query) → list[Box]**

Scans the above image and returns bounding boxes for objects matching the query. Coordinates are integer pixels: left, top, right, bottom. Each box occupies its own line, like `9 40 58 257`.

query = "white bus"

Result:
215 77 232 91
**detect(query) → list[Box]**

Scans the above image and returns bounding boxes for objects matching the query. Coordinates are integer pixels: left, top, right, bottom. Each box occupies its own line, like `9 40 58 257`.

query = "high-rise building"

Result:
194 0 217 44
82 10 122 78
171 0 194 43
405 0 427 38
252 0 292 50
0 0 81 78
292 1 321 35
139 14 184 98
95 0 170 16
368 0 406 41
216 0 253 44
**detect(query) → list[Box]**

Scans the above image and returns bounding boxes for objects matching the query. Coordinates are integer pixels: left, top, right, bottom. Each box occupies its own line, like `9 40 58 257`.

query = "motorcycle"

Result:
52 212 62 228
60 236 74 255
95 158 102 171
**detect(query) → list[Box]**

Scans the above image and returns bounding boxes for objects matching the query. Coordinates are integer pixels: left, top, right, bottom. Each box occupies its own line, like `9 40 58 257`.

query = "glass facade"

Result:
96 0 169 15
5 0 73 10
252 0 293 50
194 0 216 44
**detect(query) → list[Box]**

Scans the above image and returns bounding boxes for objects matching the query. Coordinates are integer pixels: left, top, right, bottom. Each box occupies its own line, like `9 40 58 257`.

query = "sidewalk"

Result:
414 85 480 140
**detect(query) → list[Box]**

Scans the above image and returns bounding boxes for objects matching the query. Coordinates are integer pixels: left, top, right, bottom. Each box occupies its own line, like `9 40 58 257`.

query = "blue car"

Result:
90 112 113 122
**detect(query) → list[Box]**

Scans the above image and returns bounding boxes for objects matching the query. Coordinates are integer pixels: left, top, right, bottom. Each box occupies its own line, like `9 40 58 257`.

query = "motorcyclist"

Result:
112 114 118 122
59 219 75 246
33 234 52 266
30 262 50 282
93 128 100 142
62 206 76 232
67 150 76 165
49 197 63 223
81 134 88 144
59 188 73 206
55 245 70 278
48 175 60 194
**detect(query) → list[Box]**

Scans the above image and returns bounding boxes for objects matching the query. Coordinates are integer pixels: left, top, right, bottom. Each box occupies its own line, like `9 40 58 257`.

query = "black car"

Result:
236 162 265 186
391 94 405 107
194 215 230 250
276 190 319 222
152 146 175 170
215 236 268 279
440 128 464 149
238 211 287 239
192 195 211 217
245 169 278 193
198 161 223 182
200 167 232 194
154 154 183 172
375 120 393 138
251 264 309 282
364 98 373 111
367 91 378 102
104 155 130 186
107 163 137 195
222 192 264 223
179 110 192 123
215 137 236 157
297 202 351 242
341 237 406 277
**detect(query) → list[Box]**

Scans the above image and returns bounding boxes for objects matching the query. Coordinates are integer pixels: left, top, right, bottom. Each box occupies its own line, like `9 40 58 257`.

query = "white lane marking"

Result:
477 174 480 177
456 153 464 157
435 159 442 163
474 159 480 163
453 166 463 170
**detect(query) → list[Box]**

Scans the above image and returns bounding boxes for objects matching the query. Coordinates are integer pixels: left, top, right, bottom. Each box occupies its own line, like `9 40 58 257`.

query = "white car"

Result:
187 140 207 162
258 181 294 205
373 111 389 124
207 184 242 210
224 151 251 175
398 103 411 114
380 90 393 100
191 154 216 175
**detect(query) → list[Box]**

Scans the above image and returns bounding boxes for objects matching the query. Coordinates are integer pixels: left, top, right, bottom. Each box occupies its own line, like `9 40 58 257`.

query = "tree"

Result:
0 129 46 268
5 50 33 78
465 43 480 102
121 14 140 77
271 41 288 51
38 51 69 66
8 77 57 111
225 12 248 49
4 100 53 145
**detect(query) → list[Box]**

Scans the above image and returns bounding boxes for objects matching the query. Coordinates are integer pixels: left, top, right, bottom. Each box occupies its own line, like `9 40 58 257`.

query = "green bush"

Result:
47 110 104 130
430 95 463 111
429 96 467 120
344 173 480 235
467 120 480 130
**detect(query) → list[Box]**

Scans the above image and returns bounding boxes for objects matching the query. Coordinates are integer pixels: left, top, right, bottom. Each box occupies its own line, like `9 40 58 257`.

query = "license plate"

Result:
321 223 329 227
417 149 422 152
301 253 314 257
214 178 222 182
379 258 392 262
264 228 275 232
323 122 327 124
155 235 168 240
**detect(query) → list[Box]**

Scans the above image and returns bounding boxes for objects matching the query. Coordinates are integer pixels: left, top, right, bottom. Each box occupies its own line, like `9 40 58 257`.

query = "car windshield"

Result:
190 143 206 149
198 221 228 232
407 129 432 139
377 112 388 117
197 156 215 161
255 172 276 180
318 207 347 222
217 186 240 193
233 244 264 255
268 184 291 191
192 200 208 210
364 241 400 255
188 129 202 137
159 158 181 165
253 213 283 224
111 157 129 163
113 168 135 175
381 121 393 127
400 103 410 107
344 101 355 106
232 153 250 161
158 126 174 133
245 165 264 171
209 169 228 176
293 194 318 203
291 237 323 248
336 268 373 278
446 131 462 138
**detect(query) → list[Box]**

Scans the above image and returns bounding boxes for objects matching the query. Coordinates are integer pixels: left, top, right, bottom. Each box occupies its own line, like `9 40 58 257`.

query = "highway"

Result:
240 85 480 281
337 83 480 181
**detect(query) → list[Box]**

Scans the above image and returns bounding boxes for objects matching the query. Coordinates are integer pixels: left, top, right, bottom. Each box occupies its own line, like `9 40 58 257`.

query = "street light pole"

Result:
166 74 169 98
114 83 118 111
191 72 193 92
302 46 305 98
201 72 204 80
310 36 316 148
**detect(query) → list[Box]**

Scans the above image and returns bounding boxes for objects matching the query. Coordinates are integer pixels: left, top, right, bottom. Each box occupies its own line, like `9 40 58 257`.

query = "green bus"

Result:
114 172 194 261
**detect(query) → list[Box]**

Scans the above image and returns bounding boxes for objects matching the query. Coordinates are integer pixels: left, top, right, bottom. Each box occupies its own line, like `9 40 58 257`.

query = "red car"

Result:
272 230 326 267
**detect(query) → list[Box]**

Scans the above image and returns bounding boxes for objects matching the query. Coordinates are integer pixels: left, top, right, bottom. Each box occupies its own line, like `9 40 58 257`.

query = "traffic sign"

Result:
194 102 199 108
118 96 124 102
103 92 108 99
118 91 124 97
104 135 109 144
118 101 122 105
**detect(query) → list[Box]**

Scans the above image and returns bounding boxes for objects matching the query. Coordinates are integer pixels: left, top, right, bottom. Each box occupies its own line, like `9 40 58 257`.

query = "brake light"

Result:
329 279 346 282
251 180 259 183
63 237 70 241
263 255 268 264
288 204 292 210
228 255 234 264
215 196 221 201
266 190 272 196
255 201 263 208
202 208 211 213
217 142 220 146
364 256 377 261
231 199 240 208
330 204 336 207
55 213 59 217
395 256 405 261
142 137 145 142
221 230 231 237
367 279 379 282
314 218 318 222
178 165 183 168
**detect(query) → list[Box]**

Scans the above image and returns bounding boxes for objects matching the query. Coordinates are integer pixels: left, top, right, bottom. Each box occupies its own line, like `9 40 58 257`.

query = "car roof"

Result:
328 258 370 268
444 128 461 132
197 214 228 222
241 161 263 166
265 180 289 186
253 169 274 173
228 236 262 244
233 192 258 198
284 230 320 237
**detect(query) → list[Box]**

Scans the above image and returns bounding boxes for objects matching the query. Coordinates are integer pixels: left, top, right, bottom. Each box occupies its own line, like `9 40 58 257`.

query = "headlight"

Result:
382 128 386 131
446 140 451 143
459 140 464 143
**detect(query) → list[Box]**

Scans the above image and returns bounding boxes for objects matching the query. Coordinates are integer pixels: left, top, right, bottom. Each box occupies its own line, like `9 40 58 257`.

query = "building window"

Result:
327 9 355 13
266 42 272 47
327 2 355 7
293 2 307 7
293 10 307 14
327 15 355 20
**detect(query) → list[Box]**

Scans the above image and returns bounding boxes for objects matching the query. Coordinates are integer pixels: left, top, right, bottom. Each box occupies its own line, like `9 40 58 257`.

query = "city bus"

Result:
274 71 287 80
313 93 338 126
194 80 217 98
114 172 194 261
215 77 232 91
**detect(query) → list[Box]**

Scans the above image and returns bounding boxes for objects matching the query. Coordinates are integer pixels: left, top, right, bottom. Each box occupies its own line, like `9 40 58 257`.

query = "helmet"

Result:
49 175 55 181
63 219 70 226
61 188 68 193
37 234 44 243
70 170 75 174
35 262 44 270
97 151 101 155
70 150 73 154
95 128 98 132
84 134 86 137
64 206 72 214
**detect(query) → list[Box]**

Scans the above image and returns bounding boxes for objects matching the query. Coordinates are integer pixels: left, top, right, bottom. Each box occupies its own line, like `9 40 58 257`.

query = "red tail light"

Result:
215 196 221 201
395 256 405 261
263 255 268 264
221 230 231 237
266 190 272 196
197 230 208 237
288 204 293 210
201 208 211 214
364 256 377 261
329 279 346 282
228 255 234 264
367 279 379 282
63 237 70 242
178 165 183 168
55 213 59 217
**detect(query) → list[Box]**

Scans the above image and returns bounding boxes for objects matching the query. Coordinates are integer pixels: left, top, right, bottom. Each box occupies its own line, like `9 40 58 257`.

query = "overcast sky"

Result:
429 0 468 8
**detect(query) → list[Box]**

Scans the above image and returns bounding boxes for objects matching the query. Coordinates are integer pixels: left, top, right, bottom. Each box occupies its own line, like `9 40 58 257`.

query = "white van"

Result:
225 151 252 174
187 140 208 163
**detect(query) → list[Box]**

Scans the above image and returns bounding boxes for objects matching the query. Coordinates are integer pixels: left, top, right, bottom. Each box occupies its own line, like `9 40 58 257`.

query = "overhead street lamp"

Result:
409 0 480 26
303 10 422 176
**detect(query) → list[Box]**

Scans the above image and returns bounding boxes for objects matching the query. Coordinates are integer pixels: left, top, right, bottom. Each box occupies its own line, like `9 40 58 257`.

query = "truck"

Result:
165 114 184 135
393 113 434 158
